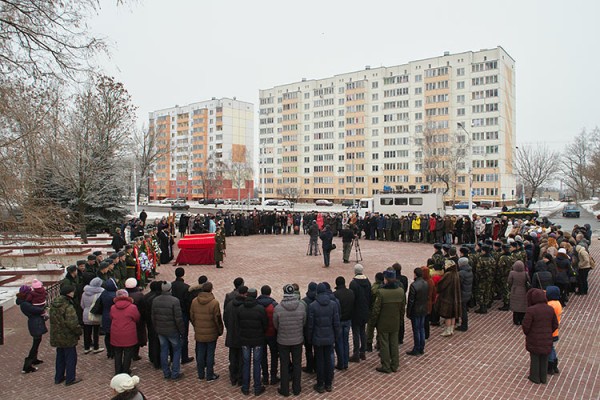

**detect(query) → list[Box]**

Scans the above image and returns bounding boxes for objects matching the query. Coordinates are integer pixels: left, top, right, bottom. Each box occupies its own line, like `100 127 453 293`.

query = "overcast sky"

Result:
90 0 599 149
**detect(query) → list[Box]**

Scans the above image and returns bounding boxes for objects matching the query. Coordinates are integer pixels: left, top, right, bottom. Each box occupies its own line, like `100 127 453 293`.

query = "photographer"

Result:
340 225 356 264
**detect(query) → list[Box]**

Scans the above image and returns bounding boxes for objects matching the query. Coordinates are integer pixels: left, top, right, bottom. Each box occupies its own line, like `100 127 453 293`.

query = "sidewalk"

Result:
0 234 598 399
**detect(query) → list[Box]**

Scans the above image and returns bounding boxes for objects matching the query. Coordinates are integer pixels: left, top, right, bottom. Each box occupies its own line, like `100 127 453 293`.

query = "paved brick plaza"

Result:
0 234 598 400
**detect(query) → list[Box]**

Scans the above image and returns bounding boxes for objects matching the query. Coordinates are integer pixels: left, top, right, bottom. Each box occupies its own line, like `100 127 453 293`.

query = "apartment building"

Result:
148 98 254 201
258 46 517 204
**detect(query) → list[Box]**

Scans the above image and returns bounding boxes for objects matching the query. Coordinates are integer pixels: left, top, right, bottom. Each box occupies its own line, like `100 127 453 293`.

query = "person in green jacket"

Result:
50 285 83 386
370 270 406 373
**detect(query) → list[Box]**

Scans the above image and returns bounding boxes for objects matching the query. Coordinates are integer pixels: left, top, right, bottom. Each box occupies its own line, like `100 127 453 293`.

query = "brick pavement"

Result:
0 234 598 400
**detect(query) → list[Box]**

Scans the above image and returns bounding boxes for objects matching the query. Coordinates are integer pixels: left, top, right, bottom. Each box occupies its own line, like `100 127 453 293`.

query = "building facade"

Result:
258 46 516 205
148 98 254 201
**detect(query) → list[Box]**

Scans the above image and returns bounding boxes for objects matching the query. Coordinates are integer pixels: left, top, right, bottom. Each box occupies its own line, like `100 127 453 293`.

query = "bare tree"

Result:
560 129 595 200
515 145 559 207
133 124 167 204
422 120 469 207
198 152 225 203
0 0 134 82
279 187 301 203
224 147 253 204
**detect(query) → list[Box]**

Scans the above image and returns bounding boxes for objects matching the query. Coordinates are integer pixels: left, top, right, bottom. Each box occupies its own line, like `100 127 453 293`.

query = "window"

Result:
415 74 422 82
394 198 408 206
414 87 422 95
409 197 423 205
457 67 465 76
457 108 465 116
380 198 393 206
457 95 465 103
457 81 465 89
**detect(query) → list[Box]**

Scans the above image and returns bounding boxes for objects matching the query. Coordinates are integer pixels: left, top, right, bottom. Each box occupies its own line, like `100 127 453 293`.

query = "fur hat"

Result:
60 285 75 296
110 373 140 394
161 282 172 292
383 270 396 280
316 283 328 294
116 289 129 298
354 264 364 275
125 278 137 289
31 279 43 289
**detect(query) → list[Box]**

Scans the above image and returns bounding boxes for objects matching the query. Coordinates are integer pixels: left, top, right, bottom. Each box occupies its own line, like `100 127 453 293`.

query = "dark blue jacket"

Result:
98 278 118 332
237 297 267 347
349 275 371 324
17 298 48 337
307 293 340 346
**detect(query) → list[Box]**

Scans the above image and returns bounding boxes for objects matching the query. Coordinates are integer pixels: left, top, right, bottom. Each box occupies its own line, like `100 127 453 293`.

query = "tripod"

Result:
353 237 362 262
307 239 321 256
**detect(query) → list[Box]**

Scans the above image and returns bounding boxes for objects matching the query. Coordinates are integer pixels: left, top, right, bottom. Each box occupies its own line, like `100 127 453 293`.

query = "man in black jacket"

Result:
151 282 185 380
392 263 408 344
340 225 355 263
237 288 268 396
406 268 429 356
349 264 371 362
333 276 354 370
171 267 194 364
224 285 247 386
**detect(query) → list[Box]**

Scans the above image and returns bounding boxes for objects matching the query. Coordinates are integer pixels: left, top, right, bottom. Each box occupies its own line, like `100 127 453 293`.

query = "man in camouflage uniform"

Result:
510 241 526 264
496 244 514 311
468 242 481 308
475 245 495 314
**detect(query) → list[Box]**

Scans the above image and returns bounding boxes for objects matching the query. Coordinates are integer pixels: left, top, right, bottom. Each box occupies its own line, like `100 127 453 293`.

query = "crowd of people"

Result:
13 209 596 397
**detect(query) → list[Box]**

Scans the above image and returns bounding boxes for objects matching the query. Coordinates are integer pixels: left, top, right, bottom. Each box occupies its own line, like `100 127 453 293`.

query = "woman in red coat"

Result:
110 289 141 375
522 288 558 385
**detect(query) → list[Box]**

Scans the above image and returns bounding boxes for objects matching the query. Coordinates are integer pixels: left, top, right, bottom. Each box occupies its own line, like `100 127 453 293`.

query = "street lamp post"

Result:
458 122 473 219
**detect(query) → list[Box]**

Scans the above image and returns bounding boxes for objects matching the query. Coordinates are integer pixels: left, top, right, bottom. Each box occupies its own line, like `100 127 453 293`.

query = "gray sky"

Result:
90 0 599 149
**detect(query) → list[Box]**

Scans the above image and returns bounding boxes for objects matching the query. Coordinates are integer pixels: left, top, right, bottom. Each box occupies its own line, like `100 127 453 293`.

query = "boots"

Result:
553 359 559 374
440 326 453 337
21 357 38 374
547 361 555 375
499 303 510 311
475 305 488 314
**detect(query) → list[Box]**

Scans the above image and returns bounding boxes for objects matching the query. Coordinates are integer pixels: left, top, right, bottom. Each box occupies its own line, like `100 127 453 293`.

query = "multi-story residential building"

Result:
148 97 254 201
258 46 516 205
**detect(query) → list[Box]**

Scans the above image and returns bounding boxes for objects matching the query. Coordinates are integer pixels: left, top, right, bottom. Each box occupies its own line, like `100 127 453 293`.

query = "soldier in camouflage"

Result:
496 244 514 311
475 245 495 314
468 243 481 308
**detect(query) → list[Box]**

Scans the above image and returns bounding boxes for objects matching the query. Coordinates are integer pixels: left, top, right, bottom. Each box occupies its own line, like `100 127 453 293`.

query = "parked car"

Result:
277 200 293 207
263 199 279 206
562 204 580 218
341 199 359 207
497 207 539 219
171 199 190 210
315 199 333 206
478 200 494 209
454 201 477 210
161 198 178 205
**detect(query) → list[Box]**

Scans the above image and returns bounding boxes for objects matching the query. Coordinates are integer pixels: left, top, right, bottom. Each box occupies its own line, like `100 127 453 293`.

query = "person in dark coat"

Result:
214 227 225 269
111 228 126 252
456 257 473 331
151 282 185 380
348 264 371 362
140 281 162 369
406 268 429 355
308 283 341 393
16 285 48 373
97 278 118 359
554 248 571 306
319 225 334 268
224 286 248 386
532 261 554 290
171 268 194 364
392 263 409 345
237 288 268 396
301 282 317 373
257 285 279 386
522 288 559 384
125 278 147 361
158 226 173 265
333 276 354 370
436 260 461 337
508 261 530 325
139 210 147 225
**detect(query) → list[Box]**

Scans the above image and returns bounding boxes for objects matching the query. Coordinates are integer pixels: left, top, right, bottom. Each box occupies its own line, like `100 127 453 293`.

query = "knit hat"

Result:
60 285 75 296
19 285 31 294
247 288 257 298
558 248 567 254
283 284 295 295
90 277 103 287
31 279 43 289
433 243 442 250
383 270 396 280
354 264 364 275
110 373 140 394
458 257 470 267
125 278 137 289
316 283 327 294
308 282 317 292
161 282 172 292
116 289 129 298
545 286 560 301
